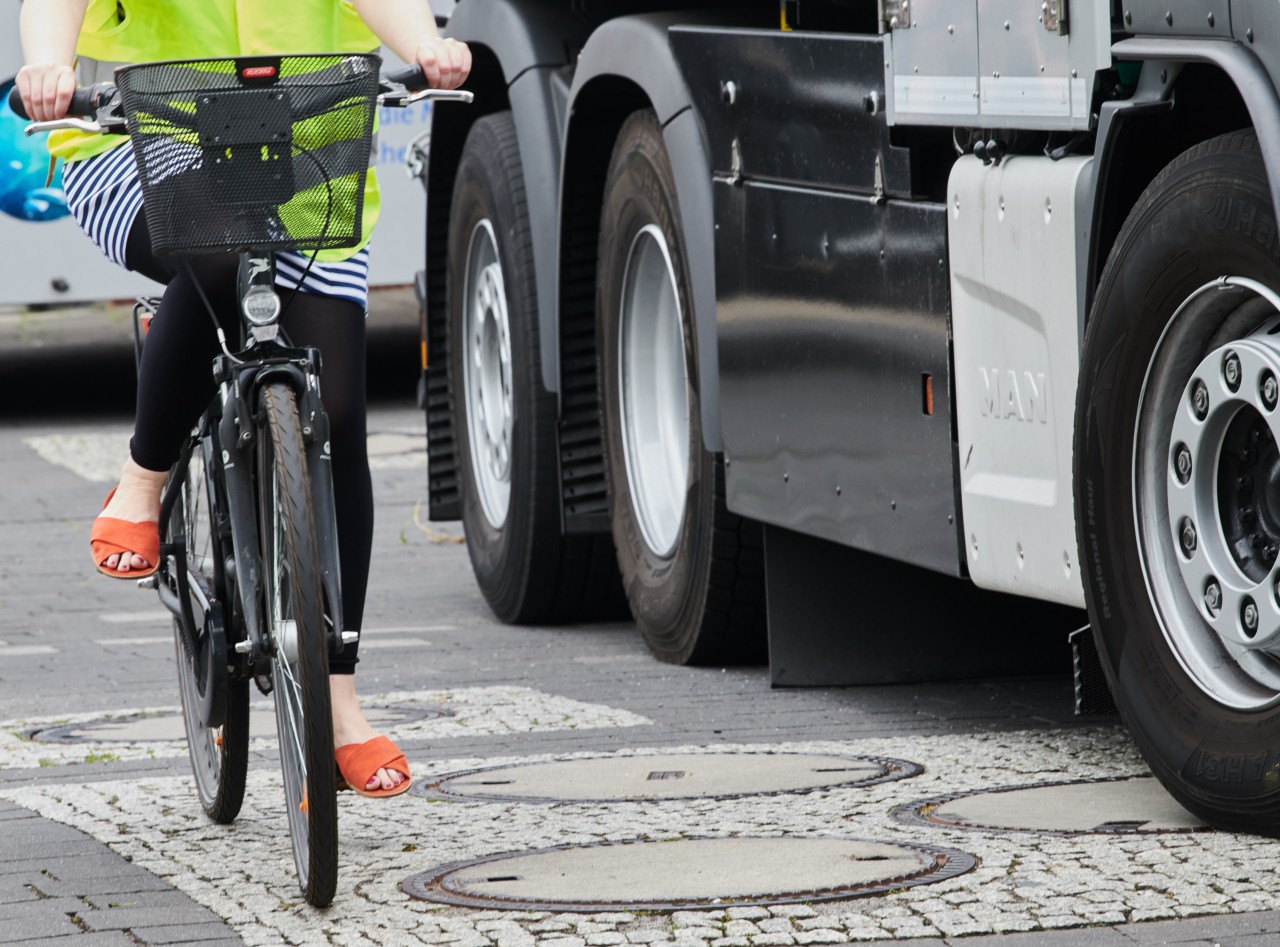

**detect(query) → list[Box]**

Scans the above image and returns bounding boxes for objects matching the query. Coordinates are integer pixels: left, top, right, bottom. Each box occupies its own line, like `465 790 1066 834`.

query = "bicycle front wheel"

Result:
259 383 337 907
172 435 249 825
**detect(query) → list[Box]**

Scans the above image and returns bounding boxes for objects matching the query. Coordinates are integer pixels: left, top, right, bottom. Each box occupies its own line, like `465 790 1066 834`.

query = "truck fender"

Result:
1096 38 1280 288
442 0 590 395
561 12 754 452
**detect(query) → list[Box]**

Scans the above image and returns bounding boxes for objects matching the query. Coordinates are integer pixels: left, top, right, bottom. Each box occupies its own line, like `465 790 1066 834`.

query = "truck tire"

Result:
449 112 621 623
596 109 766 666
1077 130 1280 832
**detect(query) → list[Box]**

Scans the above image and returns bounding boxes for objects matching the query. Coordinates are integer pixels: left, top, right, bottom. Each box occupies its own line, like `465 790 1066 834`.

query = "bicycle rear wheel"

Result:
171 434 249 824
259 382 338 907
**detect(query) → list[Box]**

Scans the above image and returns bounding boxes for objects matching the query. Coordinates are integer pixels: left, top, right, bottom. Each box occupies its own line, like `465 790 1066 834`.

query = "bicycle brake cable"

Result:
180 258 243 364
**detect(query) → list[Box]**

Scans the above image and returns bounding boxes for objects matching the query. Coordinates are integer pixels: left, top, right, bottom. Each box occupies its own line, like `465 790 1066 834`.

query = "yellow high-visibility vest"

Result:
51 0 381 259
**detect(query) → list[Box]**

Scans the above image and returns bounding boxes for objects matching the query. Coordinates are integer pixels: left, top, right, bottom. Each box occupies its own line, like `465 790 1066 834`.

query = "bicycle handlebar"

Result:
9 64 470 136
7 82 115 121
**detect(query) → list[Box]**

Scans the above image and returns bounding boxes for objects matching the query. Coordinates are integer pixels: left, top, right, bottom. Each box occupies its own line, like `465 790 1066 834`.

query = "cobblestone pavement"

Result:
6 398 1280 946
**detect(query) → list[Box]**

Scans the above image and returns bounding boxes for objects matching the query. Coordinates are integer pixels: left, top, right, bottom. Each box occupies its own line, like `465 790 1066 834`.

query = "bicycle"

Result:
12 56 471 908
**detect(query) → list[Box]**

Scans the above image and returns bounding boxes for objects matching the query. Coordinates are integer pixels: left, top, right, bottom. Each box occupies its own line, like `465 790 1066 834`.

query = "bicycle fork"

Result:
214 252 351 675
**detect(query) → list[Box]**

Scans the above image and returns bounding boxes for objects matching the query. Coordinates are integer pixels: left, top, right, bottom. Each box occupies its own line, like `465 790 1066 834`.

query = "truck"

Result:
415 0 1280 834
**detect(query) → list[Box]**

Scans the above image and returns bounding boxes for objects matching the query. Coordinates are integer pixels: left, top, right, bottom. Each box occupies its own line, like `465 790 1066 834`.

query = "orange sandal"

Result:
90 488 160 580
335 735 412 798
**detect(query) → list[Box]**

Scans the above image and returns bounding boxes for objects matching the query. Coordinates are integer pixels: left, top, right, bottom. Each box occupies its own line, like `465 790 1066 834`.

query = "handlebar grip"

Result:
7 83 110 121
7 86 29 120
385 64 428 92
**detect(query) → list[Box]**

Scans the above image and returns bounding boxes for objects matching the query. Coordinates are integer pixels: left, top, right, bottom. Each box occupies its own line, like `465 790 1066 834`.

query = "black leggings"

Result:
125 218 370 673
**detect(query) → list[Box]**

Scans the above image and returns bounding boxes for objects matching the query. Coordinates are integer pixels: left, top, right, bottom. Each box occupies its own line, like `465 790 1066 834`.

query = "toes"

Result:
106 553 121 570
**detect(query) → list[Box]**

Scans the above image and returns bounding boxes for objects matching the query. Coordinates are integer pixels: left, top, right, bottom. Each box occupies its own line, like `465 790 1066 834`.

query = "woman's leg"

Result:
98 218 242 573
279 293 402 791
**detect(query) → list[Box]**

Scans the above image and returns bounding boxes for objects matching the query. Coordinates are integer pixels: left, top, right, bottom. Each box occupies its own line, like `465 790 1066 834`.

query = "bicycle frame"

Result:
155 251 347 685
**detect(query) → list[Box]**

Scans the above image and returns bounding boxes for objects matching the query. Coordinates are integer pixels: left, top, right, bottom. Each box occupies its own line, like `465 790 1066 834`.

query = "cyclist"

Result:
17 0 471 798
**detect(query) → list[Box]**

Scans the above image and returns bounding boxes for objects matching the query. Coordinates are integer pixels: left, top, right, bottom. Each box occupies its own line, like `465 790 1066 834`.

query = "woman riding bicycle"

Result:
17 0 471 798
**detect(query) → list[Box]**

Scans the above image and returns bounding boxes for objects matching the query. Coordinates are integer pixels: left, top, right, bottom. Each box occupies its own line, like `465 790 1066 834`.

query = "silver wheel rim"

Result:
177 448 221 795
618 224 691 558
462 219 514 529
1135 276 1280 710
266 465 311 883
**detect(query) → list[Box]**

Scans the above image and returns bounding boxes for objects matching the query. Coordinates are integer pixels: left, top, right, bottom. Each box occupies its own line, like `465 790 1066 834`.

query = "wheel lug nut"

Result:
1243 597 1259 636
1263 371 1279 411
1174 444 1193 484
1239 475 1254 492
1205 580 1223 615
1225 351 1242 391
1191 379 1210 420
1179 519 1198 556
1244 507 1258 525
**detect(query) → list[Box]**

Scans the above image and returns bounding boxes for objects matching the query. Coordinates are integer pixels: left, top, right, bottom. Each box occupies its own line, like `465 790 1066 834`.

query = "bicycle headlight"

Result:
243 287 281 326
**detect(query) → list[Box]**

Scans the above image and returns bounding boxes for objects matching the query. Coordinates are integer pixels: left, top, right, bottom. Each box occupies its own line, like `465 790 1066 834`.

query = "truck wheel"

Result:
597 110 766 665
1077 130 1280 832
449 112 620 623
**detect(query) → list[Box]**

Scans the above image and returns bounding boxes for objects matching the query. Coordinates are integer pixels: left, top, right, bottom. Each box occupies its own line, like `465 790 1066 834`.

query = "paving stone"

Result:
129 926 246 945
78 905 225 932
722 921 759 938
585 935 628 946
755 919 796 935
792 932 847 945
768 907 816 920
751 935 796 946
0 910 83 942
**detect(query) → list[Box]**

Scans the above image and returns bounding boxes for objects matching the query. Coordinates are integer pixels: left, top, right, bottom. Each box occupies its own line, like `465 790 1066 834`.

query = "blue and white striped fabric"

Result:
62 144 371 310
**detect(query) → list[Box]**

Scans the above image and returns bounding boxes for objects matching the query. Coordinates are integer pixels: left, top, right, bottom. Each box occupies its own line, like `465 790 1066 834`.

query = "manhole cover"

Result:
893 776 1210 835
403 836 975 911
415 752 921 803
28 704 446 744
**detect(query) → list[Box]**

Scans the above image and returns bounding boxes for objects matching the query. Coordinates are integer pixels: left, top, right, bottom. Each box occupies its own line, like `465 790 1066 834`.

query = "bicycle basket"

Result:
116 54 380 255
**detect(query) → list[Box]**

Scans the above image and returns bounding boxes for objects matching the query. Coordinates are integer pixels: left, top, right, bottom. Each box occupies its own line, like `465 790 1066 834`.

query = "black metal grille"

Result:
116 54 380 255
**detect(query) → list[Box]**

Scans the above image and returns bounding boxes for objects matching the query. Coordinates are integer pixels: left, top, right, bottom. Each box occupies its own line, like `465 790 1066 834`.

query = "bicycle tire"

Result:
258 382 338 907
171 435 249 824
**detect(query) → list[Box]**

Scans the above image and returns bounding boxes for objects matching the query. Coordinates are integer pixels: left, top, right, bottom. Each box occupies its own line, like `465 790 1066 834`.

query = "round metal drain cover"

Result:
403 836 975 911
28 704 445 744
894 776 1210 835
416 752 920 803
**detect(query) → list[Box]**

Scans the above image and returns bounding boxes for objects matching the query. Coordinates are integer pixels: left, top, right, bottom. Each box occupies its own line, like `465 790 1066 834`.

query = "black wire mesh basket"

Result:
115 54 381 255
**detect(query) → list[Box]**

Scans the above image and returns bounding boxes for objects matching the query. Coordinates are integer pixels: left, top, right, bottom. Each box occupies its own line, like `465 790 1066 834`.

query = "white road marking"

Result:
358 637 430 650
0 645 58 657
95 636 172 646
23 432 131 483
363 624 456 634
98 611 171 625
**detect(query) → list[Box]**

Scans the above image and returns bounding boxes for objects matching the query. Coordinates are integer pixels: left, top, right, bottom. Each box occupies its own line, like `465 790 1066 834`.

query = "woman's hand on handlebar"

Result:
15 62 76 122
411 36 471 91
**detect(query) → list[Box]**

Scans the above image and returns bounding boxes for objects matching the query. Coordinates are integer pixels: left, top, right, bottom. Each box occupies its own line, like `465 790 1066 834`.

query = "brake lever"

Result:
24 117 104 136
377 88 474 109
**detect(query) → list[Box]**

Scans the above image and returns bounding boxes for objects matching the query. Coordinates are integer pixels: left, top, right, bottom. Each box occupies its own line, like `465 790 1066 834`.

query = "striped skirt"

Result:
61 144 371 310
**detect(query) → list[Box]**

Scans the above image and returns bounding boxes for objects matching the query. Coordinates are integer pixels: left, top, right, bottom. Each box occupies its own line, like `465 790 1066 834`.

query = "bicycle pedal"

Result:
136 575 158 590
340 631 359 645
